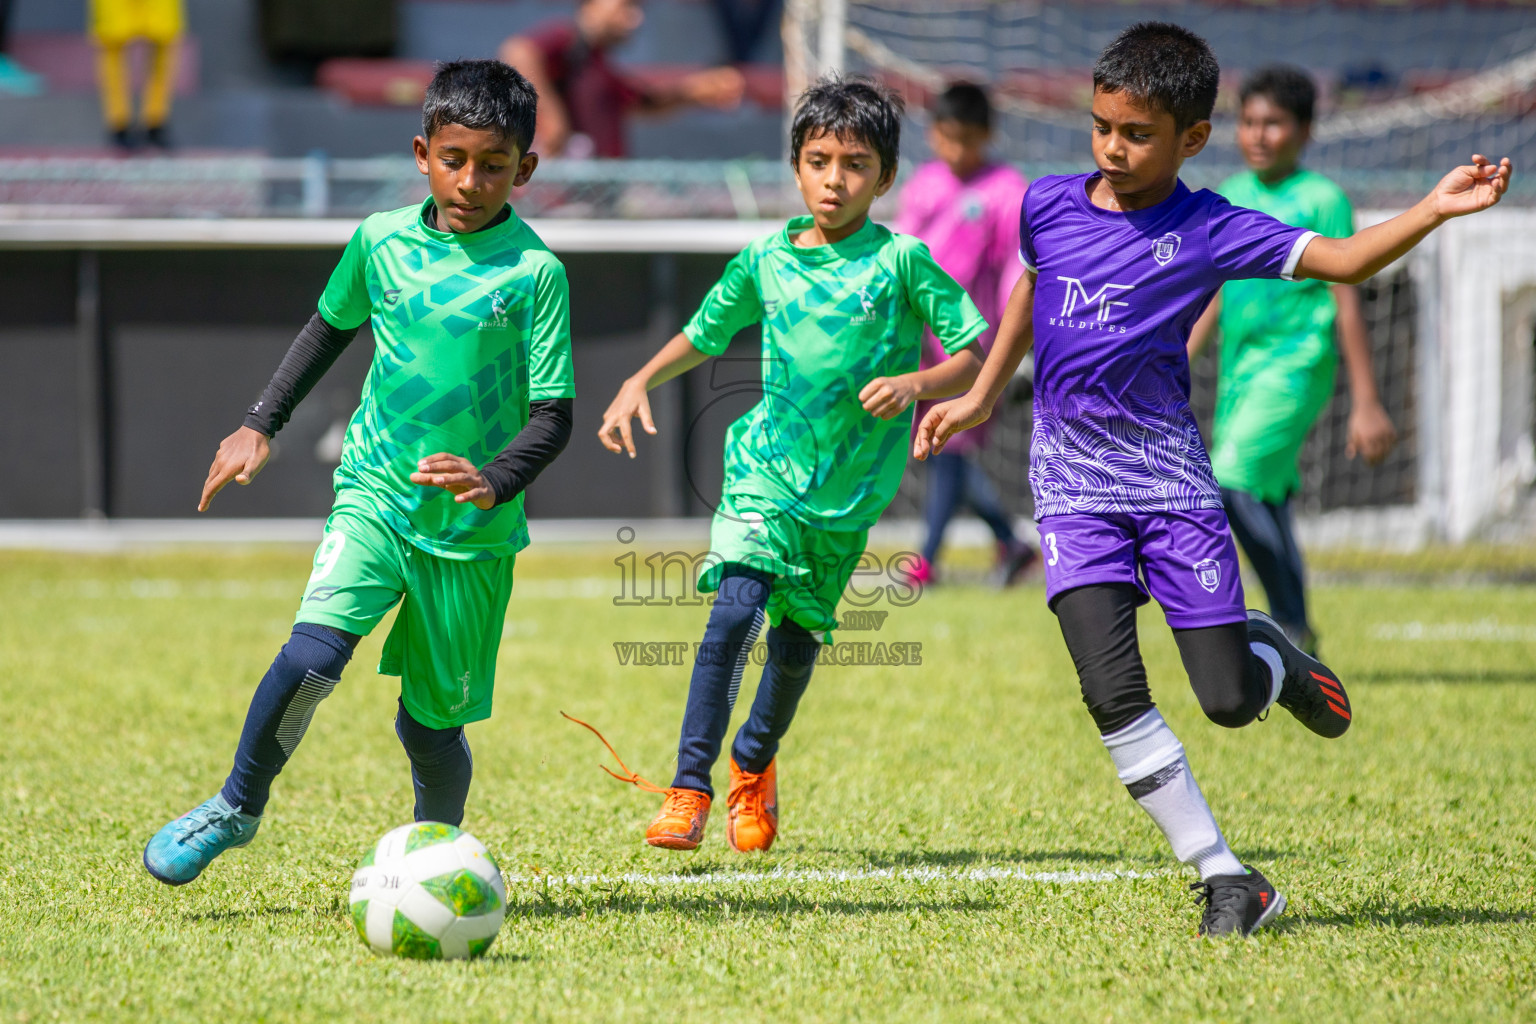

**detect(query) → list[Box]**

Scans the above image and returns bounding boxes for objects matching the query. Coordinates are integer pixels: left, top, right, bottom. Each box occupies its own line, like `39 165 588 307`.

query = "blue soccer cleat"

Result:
143 793 261 885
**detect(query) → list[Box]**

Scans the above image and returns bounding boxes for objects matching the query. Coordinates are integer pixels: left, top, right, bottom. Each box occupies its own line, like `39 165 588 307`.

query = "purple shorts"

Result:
1038 509 1247 629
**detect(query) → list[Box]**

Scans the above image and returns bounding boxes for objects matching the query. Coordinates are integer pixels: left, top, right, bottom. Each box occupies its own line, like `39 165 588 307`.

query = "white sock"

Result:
1102 709 1245 880
1251 642 1285 712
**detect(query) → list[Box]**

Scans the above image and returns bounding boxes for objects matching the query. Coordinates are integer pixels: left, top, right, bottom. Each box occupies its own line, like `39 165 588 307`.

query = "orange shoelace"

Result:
662 787 710 819
728 768 767 818
560 711 667 794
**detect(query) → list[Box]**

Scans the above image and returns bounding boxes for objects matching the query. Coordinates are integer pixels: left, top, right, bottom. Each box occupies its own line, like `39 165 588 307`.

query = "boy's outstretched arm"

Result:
598 332 711 458
913 270 1036 460
1297 156 1512 285
199 311 360 511
859 341 983 420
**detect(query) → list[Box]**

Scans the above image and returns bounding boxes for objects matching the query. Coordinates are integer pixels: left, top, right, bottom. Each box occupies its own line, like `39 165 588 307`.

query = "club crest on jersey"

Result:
1152 232 1182 266
851 286 879 324
1193 558 1221 593
480 290 510 329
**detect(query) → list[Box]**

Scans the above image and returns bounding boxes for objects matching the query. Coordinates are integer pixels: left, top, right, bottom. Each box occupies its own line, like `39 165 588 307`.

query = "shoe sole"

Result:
1248 890 1288 935
645 834 701 851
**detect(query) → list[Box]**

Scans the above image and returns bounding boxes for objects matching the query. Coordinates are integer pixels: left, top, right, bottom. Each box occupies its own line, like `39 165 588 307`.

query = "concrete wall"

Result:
0 245 762 519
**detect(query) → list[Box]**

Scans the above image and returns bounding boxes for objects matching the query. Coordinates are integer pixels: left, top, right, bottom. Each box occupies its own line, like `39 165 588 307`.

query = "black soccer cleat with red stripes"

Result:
1191 864 1286 937
1248 609 1352 738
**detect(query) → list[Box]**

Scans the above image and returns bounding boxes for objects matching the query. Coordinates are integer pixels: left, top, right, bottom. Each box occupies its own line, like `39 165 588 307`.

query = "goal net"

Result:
783 0 1536 544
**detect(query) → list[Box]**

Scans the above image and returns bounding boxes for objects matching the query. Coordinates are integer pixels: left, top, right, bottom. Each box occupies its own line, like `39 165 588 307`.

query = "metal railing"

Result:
1 157 1529 221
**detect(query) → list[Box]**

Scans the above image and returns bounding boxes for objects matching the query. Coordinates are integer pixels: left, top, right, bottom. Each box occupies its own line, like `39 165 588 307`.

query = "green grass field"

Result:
2 544 1534 1022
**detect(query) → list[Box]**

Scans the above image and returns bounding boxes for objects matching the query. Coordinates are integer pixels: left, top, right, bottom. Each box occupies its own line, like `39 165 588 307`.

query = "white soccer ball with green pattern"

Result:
349 822 506 960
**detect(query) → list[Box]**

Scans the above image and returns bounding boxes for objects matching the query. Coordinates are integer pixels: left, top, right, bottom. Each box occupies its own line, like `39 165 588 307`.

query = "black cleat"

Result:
993 540 1038 588
1191 864 1286 937
1249 609 1352 738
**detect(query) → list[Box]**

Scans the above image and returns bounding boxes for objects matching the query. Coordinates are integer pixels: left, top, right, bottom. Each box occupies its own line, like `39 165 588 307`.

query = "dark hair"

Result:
1240 65 1317 125
422 59 538 155
790 74 904 174
1092 22 1219 130
932 82 991 130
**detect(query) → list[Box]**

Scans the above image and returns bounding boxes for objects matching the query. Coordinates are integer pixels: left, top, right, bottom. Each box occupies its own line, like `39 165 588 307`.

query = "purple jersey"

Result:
1020 173 1317 518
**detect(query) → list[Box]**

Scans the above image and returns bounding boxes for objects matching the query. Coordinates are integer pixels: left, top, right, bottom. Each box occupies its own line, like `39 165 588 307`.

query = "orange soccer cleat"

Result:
645 788 711 850
726 757 778 852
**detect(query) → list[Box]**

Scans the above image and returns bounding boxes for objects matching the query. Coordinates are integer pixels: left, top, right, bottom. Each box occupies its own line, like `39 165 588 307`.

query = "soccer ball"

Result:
349 822 506 960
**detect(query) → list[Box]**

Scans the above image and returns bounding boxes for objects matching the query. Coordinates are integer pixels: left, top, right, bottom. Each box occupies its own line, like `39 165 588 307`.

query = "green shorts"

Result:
697 493 869 638
1211 353 1337 504
295 499 515 729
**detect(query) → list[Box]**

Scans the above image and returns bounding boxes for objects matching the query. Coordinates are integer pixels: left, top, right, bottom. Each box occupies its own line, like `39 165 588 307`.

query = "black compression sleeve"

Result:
478 398 573 506
243 311 360 437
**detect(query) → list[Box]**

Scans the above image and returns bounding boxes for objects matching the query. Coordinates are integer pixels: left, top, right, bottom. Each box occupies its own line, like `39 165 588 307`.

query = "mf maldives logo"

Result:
1051 276 1134 333
851 285 879 324
1151 232 1182 266
479 290 511 329
1193 558 1221 593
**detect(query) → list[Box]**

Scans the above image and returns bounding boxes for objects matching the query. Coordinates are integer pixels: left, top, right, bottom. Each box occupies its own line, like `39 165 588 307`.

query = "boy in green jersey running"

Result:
596 77 988 853
1187 66 1397 653
144 60 575 885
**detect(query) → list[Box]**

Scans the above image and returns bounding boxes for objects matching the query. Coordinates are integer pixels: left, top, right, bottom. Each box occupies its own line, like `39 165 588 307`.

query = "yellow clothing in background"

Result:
91 0 184 45
90 0 184 132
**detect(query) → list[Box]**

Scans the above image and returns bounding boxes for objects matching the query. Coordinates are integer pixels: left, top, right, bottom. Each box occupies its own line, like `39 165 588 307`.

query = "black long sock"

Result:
395 700 473 826
731 620 819 772
672 568 774 797
221 623 358 817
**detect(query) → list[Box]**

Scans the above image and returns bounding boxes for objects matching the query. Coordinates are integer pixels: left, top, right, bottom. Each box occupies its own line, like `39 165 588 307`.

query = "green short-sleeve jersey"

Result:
318 199 575 562
1217 168 1353 376
684 215 987 530
1212 169 1352 501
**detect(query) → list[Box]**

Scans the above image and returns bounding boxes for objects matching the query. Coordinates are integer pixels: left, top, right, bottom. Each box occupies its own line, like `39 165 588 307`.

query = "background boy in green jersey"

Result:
144 60 575 885
597 77 987 853
1187 66 1397 653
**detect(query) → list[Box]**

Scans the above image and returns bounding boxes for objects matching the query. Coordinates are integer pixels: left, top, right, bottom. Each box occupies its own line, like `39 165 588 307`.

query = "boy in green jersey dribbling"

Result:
597 76 988 853
1188 65 1398 654
144 60 575 885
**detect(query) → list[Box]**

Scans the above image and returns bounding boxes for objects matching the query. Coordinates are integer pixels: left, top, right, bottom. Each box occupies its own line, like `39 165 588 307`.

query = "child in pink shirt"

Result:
895 82 1035 586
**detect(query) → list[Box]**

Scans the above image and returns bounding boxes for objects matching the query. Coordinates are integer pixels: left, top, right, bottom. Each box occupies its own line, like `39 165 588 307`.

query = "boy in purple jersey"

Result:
916 22 1511 937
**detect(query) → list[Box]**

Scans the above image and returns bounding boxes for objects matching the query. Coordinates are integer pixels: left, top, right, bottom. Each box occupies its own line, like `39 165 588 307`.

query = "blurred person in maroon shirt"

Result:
499 0 745 158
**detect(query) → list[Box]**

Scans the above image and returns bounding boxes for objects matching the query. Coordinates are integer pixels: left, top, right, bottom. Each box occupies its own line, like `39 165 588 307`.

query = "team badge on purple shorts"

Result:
1039 509 1247 629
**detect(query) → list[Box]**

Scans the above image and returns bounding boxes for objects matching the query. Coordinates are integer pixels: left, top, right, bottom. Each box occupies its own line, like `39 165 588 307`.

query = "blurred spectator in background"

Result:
92 0 183 151
709 0 780 64
896 83 1035 588
499 0 744 158
0 0 42 96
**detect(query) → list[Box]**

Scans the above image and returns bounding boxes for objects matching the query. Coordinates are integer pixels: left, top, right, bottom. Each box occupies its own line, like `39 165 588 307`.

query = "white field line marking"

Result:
1371 620 1536 643
504 865 1157 889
